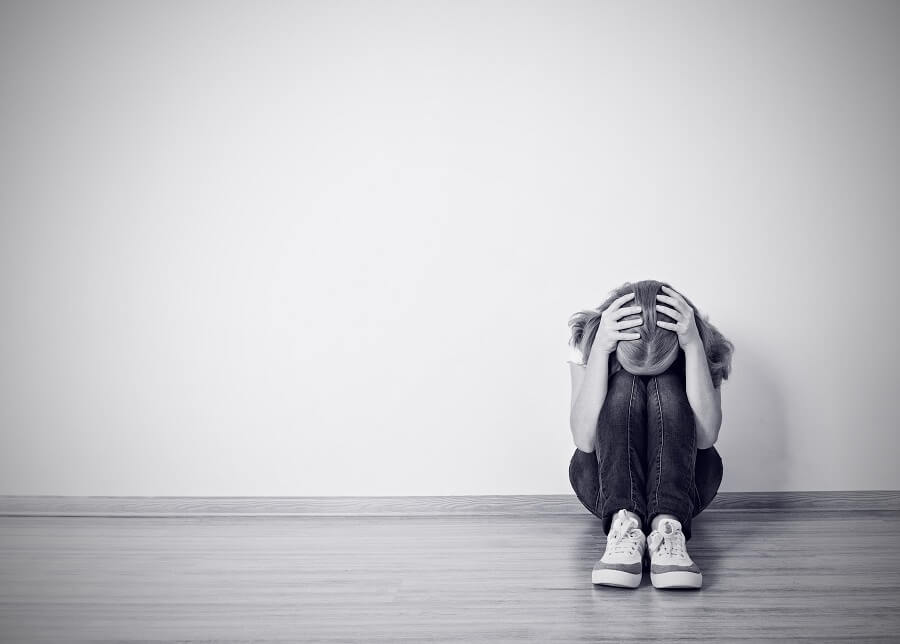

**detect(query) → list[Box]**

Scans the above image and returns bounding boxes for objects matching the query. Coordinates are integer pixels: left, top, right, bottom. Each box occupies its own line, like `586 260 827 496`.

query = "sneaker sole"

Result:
650 570 702 589
592 568 642 588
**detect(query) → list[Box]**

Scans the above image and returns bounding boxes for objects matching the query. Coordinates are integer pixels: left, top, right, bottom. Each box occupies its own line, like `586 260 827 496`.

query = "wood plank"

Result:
1 510 899 641
1 490 899 516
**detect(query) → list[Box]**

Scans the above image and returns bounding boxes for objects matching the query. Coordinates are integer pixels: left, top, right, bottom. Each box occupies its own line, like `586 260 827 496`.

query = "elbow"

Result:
696 433 717 450
696 415 722 450
570 416 596 454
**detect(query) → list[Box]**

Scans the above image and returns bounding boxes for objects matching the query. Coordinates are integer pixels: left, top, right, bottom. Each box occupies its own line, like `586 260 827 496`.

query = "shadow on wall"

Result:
716 339 789 492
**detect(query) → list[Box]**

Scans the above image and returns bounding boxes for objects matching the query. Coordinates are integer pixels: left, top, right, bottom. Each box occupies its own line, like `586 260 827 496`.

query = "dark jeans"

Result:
568 362 724 542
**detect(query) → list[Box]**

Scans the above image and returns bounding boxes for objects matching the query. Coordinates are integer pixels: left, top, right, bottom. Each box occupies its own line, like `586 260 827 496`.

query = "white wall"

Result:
1 0 898 495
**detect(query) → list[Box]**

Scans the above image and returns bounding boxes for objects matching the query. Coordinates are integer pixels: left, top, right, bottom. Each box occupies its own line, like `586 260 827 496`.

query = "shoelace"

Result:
647 523 686 559
607 518 643 555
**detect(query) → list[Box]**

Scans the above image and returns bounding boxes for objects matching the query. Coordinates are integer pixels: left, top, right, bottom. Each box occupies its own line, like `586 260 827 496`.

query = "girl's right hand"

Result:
590 292 643 355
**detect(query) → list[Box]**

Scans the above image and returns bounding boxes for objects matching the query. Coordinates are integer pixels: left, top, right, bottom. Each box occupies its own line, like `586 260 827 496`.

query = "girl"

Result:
567 280 733 589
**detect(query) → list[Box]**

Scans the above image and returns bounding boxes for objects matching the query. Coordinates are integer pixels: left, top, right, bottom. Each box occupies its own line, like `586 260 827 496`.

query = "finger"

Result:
615 317 643 330
656 293 688 315
611 305 643 320
660 285 688 307
655 304 681 319
616 331 641 340
656 320 675 329
609 292 636 311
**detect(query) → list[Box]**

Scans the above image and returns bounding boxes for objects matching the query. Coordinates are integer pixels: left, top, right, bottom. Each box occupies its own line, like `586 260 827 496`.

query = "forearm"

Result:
683 343 722 449
569 350 610 452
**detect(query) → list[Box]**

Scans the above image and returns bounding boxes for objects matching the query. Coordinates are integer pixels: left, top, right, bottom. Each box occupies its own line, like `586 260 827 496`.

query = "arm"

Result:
567 290 644 454
568 349 611 453
655 284 723 450
683 342 723 449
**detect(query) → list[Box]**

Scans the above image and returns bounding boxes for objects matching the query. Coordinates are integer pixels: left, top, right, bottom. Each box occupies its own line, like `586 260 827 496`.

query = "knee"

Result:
650 370 686 399
605 368 643 407
598 369 646 430
648 371 693 418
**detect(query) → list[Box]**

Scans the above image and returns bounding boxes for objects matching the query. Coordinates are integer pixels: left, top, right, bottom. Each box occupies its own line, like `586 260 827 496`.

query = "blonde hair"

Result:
567 279 734 388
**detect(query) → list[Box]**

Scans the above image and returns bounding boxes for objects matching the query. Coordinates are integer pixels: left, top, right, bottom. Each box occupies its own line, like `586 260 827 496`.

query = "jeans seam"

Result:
653 376 664 514
596 423 604 513
626 374 637 514
688 412 697 514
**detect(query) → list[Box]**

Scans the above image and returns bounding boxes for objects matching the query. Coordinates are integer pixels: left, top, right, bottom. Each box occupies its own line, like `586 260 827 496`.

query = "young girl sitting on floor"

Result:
567 279 734 589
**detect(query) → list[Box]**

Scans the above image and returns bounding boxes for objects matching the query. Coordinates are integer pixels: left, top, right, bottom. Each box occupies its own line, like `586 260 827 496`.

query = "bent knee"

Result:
605 368 645 407
649 370 689 403
648 372 695 432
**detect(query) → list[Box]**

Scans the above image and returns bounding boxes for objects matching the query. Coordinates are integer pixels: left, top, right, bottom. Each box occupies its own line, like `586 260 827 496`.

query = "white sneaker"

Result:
591 509 646 588
647 517 702 589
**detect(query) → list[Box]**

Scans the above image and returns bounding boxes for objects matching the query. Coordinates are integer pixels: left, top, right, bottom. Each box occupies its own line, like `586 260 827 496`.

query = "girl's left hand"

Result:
655 285 702 350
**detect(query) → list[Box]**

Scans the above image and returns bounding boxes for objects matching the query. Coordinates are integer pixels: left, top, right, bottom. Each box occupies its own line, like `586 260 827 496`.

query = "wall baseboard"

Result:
0 491 898 517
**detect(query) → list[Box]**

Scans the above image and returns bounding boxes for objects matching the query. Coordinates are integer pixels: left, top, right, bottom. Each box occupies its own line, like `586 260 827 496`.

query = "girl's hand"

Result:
590 292 643 355
655 285 702 350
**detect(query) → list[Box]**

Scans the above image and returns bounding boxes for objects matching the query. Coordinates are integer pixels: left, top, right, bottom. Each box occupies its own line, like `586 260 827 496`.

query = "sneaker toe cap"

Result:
594 561 642 574
650 561 701 574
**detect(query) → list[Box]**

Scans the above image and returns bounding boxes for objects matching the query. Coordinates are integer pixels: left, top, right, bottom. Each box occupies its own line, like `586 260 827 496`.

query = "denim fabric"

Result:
567 355 723 542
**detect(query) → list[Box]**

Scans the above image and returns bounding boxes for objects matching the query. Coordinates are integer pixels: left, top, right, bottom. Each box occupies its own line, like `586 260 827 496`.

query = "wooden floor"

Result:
1 504 900 641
